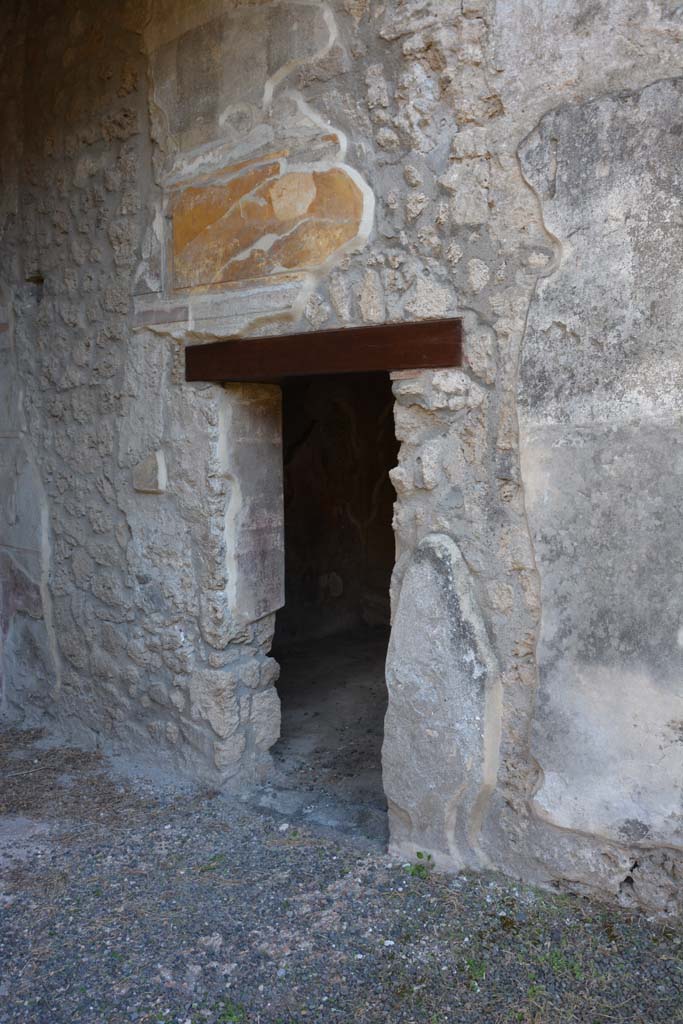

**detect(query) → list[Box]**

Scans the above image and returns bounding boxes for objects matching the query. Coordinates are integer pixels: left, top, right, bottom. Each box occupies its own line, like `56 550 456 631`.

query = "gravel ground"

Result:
1 728 682 1024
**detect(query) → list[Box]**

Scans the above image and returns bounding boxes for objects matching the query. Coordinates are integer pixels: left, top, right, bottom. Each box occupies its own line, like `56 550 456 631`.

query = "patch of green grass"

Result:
214 998 248 1023
465 956 487 989
540 947 584 979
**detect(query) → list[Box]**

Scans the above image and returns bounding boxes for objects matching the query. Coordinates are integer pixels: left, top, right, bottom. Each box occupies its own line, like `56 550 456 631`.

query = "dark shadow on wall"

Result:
273 372 398 647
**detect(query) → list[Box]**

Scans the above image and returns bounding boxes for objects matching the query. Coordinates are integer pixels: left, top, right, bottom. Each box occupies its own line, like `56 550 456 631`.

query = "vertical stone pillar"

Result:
221 383 284 624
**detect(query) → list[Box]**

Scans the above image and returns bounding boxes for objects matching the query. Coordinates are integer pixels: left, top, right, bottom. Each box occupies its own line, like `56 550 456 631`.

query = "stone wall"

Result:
1 0 681 914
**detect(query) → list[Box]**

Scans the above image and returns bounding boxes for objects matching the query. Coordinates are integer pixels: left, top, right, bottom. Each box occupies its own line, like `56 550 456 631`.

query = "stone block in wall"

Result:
132 450 167 494
250 687 281 751
221 384 284 624
214 732 247 772
190 668 240 739
383 533 500 869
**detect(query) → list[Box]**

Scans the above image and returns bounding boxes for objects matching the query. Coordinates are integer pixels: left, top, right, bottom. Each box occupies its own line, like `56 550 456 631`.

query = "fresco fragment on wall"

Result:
170 160 364 291
146 1 373 302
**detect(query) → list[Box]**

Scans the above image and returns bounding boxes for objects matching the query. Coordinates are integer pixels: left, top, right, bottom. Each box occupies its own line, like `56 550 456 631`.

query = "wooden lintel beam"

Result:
185 318 463 383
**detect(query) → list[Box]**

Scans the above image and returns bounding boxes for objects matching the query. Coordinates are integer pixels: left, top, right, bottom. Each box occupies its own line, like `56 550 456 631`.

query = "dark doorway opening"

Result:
269 372 398 843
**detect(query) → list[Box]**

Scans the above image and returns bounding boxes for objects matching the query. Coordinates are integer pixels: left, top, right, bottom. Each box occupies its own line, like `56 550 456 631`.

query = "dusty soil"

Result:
258 627 389 845
0 727 682 1024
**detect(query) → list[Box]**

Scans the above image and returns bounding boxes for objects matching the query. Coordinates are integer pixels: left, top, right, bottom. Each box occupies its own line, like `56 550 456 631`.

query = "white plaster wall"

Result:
518 81 683 851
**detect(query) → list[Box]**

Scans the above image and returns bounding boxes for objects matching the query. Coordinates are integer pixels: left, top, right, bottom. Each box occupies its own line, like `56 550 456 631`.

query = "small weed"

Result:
541 948 584 979
214 998 248 1023
465 957 487 989
406 851 433 879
